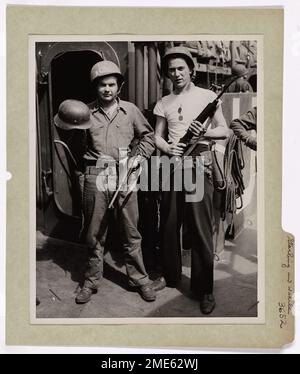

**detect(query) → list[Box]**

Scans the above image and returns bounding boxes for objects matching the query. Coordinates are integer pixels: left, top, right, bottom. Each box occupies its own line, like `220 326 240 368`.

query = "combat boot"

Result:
75 286 97 304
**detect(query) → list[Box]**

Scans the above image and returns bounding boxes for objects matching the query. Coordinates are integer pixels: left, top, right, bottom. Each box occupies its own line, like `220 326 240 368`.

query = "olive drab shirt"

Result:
84 99 155 161
230 106 257 150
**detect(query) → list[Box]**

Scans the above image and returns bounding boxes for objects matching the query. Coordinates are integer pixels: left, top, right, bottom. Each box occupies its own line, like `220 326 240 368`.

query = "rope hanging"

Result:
221 133 246 239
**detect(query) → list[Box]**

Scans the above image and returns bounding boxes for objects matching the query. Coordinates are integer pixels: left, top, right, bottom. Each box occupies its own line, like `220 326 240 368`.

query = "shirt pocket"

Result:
116 121 134 149
89 124 106 151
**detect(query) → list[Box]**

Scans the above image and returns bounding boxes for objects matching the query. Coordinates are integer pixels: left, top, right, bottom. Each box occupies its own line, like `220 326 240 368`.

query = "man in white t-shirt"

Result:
153 46 229 314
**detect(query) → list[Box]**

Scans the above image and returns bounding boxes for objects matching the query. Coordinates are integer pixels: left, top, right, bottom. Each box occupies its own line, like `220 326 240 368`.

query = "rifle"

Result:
109 75 240 205
108 156 143 209
178 75 239 157
164 75 240 185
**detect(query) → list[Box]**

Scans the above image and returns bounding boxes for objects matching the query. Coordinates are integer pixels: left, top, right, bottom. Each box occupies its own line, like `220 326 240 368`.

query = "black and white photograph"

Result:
33 36 261 322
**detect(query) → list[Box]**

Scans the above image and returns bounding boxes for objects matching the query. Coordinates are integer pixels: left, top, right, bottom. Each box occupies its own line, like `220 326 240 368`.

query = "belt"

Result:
84 159 98 167
85 165 118 176
84 159 119 166
84 159 118 176
187 142 212 157
84 157 119 167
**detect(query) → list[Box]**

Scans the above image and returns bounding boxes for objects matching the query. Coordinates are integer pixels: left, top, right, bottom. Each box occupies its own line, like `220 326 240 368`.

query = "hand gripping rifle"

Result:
108 156 143 210
178 75 239 157
165 75 240 183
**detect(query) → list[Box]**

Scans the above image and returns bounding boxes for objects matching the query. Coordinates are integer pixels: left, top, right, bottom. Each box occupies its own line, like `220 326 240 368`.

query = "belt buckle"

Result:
96 158 117 176
96 158 109 169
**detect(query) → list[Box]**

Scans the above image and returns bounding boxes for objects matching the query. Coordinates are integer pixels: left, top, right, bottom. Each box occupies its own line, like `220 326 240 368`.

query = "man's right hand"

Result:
166 142 187 156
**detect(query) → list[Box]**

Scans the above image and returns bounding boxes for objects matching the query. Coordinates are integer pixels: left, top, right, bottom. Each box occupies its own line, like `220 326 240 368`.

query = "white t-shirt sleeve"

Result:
153 99 165 118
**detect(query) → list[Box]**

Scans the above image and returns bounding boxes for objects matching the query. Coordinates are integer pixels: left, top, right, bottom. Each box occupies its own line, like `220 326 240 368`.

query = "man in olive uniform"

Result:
230 106 257 150
74 61 156 304
226 64 253 93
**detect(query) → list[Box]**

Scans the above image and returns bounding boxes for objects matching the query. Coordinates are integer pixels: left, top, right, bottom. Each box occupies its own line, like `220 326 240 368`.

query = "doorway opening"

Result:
51 50 102 113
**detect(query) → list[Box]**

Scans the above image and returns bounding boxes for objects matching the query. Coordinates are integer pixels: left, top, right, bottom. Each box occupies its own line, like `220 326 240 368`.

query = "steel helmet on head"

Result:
90 60 124 84
54 99 93 130
231 64 248 78
162 46 195 76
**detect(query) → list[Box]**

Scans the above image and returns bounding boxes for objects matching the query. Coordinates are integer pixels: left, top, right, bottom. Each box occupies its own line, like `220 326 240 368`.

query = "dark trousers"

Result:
82 169 149 289
159 169 214 297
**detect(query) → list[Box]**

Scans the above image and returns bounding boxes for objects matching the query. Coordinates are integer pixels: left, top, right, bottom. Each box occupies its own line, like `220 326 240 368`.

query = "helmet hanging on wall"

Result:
54 99 93 130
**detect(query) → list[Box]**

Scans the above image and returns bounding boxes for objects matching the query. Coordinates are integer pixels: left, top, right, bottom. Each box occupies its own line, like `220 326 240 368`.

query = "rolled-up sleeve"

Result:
132 105 155 158
153 99 165 118
230 107 257 150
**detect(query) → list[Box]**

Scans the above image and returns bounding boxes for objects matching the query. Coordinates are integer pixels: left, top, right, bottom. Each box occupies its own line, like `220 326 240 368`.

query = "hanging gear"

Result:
221 133 246 239
53 139 78 168
211 142 226 191
90 60 124 84
54 99 93 130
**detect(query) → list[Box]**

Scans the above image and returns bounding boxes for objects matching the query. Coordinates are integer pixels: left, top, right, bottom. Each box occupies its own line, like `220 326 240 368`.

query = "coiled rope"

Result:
221 133 245 239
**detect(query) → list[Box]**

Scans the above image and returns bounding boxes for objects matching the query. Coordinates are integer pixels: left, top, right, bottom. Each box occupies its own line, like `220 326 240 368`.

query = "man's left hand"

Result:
128 155 145 170
189 120 206 137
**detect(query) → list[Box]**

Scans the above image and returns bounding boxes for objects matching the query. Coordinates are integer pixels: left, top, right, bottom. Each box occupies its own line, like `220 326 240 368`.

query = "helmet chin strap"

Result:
118 81 124 95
